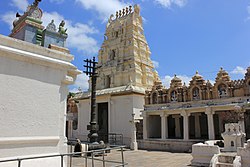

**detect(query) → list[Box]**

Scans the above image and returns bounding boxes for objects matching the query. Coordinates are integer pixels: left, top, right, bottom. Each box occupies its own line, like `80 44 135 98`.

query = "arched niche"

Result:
218 83 228 98
170 90 178 102
192 87 200 100
151 92 158 104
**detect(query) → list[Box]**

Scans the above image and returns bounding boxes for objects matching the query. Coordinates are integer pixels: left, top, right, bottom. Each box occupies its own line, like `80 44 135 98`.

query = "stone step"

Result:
216 162 234 167
218 153 236 164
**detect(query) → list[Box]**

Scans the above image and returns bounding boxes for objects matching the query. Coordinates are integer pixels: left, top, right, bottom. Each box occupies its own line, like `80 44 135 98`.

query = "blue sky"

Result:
0 0 250 92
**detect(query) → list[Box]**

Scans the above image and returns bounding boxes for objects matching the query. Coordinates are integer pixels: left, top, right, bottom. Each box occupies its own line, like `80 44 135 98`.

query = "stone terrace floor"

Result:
71 149 193 167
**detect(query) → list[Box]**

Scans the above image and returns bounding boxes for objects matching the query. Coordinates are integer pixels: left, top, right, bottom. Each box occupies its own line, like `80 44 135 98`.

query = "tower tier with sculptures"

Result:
146 67 250 105
96 5 159 90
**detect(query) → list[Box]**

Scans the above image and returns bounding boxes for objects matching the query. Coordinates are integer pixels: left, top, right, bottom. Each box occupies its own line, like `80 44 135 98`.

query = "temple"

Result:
74 5 159 146
142 67 250 151
73 4 250 151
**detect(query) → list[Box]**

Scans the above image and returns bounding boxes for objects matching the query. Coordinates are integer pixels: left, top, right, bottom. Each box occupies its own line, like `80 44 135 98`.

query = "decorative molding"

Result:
0 136 60 145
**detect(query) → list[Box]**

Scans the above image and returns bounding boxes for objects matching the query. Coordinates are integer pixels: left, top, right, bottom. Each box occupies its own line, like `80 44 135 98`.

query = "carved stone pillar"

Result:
172 114 181 138
181 110 190 140
205 107 215 140
143 112 149 139
160 113 168 139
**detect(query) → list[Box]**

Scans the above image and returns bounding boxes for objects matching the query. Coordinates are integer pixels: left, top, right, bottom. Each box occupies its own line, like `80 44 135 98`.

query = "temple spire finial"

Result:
33 0 42 7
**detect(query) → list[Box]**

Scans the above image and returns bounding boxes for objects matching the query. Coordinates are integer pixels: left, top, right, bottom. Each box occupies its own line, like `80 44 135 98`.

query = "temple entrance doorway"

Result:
98 102 109 143
168 114 183 139
189 113 208 139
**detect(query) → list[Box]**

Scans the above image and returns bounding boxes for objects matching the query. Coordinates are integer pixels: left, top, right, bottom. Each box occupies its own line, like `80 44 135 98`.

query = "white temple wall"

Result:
0 35 80 166
77 100 90 141
77 94 145 146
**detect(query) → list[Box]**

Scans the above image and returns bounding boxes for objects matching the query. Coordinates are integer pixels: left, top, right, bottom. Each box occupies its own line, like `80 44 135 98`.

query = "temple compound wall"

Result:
0 1 80 166
74 5 159 146
142 68 250 152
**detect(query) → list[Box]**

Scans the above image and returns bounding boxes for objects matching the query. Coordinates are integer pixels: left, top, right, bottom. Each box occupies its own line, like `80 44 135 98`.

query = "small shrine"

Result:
221 123 245 152
10 0 68 50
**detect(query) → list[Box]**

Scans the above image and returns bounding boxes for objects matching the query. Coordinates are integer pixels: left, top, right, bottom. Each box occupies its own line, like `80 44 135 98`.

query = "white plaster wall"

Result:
111 95 144 142
0 35 80 166
77 93 145 146
77 100 91 141
0 56 68 157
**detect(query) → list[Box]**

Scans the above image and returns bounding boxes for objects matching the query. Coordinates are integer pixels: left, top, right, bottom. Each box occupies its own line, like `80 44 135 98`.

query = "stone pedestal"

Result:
191 143 220 167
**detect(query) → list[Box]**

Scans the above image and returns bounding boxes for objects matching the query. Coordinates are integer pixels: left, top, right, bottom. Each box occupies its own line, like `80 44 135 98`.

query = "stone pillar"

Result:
160 113 167 139
181 110 190 141
239 119 245 133
68 120 73 139
218 114 224 134
166 115 168 139
194 113 201 138
130 113 139 151
172 115 181 138
143 112 148 139
205 107 215 140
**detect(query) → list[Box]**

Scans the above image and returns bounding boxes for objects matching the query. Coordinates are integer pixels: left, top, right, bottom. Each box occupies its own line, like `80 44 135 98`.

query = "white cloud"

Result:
161 74 192 88
1 1 99 55
70 73 89 93
42 12 99 54
69 87 82 93
245 5 250 21
11 0 29 11
154 0 187 8
247 5 250 14
49 0 64 4
66 23 99 54
161 75 172 88
152 60 159 68
1 0 28 30
75 0 129 21
0 12 16 30
230 66 246 75
208 79 215 85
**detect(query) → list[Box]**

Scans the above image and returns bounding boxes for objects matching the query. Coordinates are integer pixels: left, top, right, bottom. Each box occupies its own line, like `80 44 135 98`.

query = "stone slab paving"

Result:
71 149 192 167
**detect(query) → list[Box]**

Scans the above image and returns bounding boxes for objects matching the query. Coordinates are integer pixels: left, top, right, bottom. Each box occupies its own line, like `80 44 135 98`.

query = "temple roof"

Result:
190 71 206 86
215 67 230 83
170 74 182 88
74 84 146 100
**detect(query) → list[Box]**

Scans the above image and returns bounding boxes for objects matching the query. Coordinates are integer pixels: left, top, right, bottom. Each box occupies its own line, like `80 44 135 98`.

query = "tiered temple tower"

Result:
75 5 159 147
97 5 159 90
